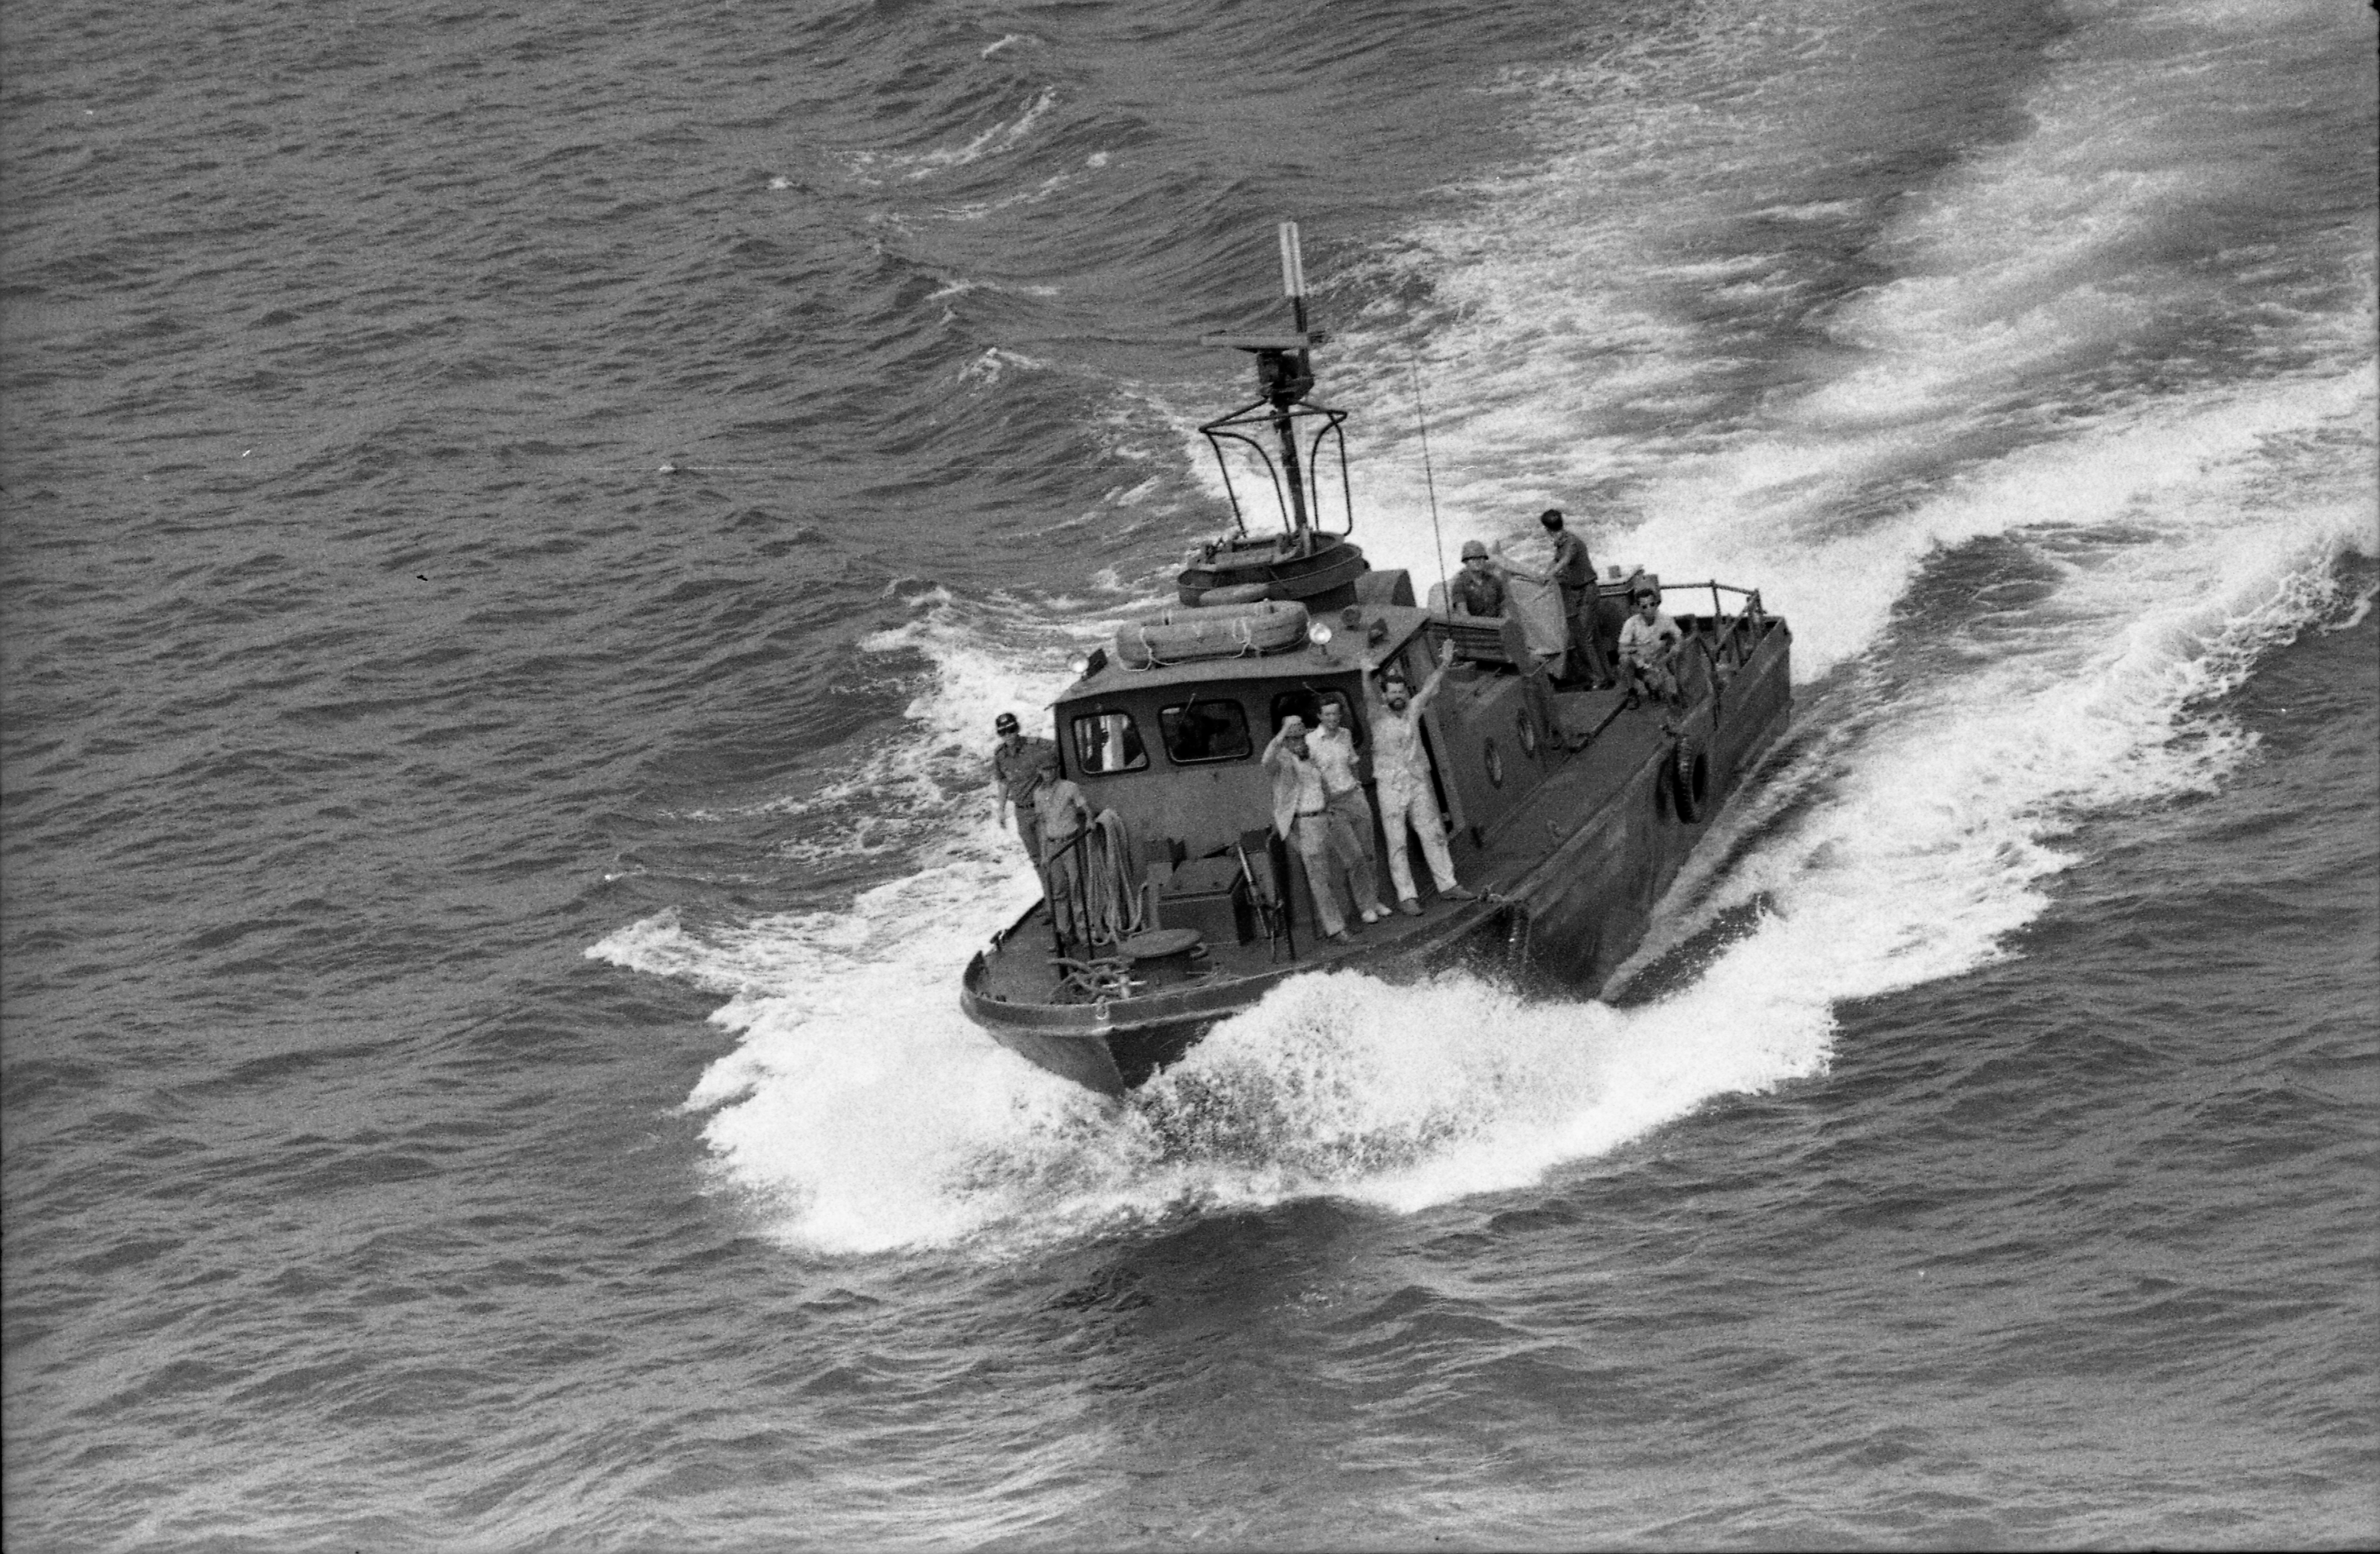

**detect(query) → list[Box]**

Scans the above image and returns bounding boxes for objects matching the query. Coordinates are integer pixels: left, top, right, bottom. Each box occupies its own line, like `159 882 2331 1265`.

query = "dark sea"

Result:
5 0 2376 1548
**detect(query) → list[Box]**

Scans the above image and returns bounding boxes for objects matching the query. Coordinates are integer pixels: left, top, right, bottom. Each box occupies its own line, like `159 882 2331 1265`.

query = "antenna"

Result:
1410 359 1449 613
1278 220 1311 351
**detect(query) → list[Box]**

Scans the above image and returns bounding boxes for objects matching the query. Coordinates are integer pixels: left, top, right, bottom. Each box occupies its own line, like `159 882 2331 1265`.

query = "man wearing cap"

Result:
1263 714 1382 944
1367 644 1479 915
989 713 1059 872
1618 586 1684 706
1448 540 1507 618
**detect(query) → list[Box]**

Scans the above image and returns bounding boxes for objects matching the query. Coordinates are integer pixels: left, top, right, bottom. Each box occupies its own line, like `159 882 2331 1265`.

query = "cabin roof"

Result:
1059 602 1435 703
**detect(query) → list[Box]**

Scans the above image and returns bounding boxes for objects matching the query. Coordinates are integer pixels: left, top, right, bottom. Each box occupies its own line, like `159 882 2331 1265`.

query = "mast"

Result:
1274 222 1313 537
1199 221 1341 545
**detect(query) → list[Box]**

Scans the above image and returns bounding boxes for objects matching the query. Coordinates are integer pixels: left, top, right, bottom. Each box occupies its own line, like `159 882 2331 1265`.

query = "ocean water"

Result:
4 0 2375 1547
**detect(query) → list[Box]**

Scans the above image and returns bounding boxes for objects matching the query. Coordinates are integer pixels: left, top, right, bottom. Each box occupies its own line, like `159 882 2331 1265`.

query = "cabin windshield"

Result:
1070 710 1147 774
1158 698 1252 764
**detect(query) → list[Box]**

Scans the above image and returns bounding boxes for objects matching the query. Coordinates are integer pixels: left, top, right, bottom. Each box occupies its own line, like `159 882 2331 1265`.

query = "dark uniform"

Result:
992 734 1059 868
1548 528 1612 685
1450 568 1508 617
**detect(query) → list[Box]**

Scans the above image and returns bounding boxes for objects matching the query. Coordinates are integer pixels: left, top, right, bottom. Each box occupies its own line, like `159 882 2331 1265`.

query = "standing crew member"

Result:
1032 763 1093 943
989 712 1059 872
1263 715 1382 944
1504 509 1613 686
1368 644 1479 915
1308 699 1385 923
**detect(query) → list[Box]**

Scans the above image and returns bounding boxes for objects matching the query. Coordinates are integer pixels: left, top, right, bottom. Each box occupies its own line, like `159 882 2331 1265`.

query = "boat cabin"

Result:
1051 595 1572 895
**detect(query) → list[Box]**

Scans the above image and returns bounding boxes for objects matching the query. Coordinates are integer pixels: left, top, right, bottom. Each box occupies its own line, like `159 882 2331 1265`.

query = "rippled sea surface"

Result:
5 0 2375 1547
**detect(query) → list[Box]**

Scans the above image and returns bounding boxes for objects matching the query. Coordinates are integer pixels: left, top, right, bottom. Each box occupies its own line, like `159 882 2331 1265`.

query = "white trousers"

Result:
1377 782 1458 901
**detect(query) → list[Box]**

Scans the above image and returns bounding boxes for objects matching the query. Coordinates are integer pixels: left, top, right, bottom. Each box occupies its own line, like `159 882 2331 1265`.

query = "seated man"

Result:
1616 586 1684 706
1448 539 1507 618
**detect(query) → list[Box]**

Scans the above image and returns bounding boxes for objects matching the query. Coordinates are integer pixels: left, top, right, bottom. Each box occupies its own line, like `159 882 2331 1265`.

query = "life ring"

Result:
1113 600 1310 667
1670 736 1711 823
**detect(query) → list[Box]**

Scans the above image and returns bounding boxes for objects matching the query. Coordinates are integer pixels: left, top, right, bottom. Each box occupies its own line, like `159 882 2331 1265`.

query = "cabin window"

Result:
1269 688 1360 743
1158 698 1251 764
1070 710 1148 774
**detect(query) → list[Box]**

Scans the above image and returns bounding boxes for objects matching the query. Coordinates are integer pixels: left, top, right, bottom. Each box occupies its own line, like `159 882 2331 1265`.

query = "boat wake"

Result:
590 429 2366 1256
587 0 2374 1257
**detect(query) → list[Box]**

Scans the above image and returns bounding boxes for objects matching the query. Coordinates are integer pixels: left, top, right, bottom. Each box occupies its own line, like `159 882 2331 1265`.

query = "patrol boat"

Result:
960 225 1793 1095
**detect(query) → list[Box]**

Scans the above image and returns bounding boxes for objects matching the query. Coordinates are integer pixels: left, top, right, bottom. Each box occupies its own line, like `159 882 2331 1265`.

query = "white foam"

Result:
956 346 1049 386
894 86 1058 179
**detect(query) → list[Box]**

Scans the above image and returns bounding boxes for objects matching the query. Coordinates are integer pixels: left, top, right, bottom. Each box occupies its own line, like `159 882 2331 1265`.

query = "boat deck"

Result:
974 682 1684 1010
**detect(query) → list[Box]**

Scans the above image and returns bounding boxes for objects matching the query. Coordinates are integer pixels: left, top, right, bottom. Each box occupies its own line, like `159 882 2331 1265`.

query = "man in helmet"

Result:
989 711 1059 872
1448 539 1508 618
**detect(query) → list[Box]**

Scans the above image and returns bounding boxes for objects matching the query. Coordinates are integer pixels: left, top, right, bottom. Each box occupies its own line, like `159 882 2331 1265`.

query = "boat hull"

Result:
962 611 1793 1094
961 898 1510 1094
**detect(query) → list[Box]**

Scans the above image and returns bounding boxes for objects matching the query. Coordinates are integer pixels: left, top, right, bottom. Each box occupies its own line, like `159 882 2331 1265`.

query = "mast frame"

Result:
1197 396 1356 540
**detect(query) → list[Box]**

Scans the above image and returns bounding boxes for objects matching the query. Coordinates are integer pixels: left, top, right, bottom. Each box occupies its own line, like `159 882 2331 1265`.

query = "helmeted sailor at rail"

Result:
1448 539 1508 618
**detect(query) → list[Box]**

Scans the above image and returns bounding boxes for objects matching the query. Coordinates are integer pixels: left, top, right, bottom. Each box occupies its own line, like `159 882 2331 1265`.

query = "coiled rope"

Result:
1080 808 1147 946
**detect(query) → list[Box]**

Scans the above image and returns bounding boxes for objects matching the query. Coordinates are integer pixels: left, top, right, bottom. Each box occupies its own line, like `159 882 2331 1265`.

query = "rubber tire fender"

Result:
1671 735 1711 824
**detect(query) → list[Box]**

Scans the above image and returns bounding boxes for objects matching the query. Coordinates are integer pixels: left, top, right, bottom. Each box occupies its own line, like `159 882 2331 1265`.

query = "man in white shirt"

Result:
1617 587 1684 706
1367 647 1478 914
1307 701 1384 918
1263 715 1381 943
